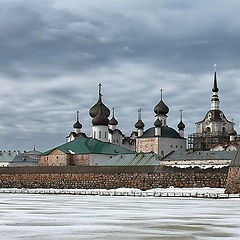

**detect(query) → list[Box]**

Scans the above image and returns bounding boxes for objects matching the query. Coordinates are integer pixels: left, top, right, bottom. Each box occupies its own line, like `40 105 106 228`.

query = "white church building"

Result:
66 84 186 156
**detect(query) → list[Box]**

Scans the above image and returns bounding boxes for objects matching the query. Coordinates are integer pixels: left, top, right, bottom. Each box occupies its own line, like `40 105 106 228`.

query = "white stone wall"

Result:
196 117 234 135
90 154 114 165
92 125 109 142
136 137 186 156
158 137 186 156
109 131 122 145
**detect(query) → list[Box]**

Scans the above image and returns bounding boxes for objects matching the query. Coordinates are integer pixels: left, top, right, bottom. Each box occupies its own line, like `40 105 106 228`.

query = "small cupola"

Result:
89 83 110 118
177 109 185 137
73 111 82 134
154 89 169 115
73 111 82 129
135 120 145 129
109 107 118 126
135 108 145 137
177 121 185 130
154 118 162 128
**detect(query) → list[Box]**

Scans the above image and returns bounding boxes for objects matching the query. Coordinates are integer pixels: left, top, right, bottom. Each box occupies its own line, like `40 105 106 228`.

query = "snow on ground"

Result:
0 187 226 195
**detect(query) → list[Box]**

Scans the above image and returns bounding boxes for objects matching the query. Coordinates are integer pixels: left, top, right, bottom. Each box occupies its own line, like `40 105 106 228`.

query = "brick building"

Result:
40 137 133 166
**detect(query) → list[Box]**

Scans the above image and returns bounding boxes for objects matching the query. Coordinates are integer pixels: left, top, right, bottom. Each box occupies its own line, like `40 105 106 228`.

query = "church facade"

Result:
188 69 237 151
135 92 186 157
66 84 135 151
66 84 186 156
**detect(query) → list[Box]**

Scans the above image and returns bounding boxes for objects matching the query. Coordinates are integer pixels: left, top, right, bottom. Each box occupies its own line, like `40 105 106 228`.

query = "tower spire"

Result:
180 109 183 121
160 89 163 101
212 64 219 93
76 110 79 121
138 108 142 120
112 107 115 117
211 64 220 110
98 83 102 100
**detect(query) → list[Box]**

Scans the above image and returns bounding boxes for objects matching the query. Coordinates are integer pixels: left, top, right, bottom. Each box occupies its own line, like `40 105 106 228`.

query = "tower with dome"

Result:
135 90 186 156
188 67 237 151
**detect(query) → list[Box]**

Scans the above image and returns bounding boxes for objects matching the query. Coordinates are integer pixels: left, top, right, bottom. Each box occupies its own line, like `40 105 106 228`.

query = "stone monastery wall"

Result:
225 167 240 193
0 166 228 190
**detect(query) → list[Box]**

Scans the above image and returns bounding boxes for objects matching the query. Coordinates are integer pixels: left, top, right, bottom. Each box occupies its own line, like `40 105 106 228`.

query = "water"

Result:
0 194 239 240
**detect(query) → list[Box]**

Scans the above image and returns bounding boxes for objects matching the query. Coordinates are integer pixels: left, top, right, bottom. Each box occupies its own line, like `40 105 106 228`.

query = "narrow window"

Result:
99 131 101 138
105 131 107 138
94 131 96 138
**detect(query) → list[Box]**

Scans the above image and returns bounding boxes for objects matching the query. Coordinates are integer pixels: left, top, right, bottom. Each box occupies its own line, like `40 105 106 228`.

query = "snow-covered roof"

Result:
162 150 234 161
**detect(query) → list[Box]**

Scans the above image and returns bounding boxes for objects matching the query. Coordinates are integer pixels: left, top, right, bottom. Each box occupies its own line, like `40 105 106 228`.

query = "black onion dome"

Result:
109 116 118 125
154 119 162 127
92 103 109 126
154 100 169 115
73 121 82 129
89 99 110 118
177 120 185 130
135 119 145 129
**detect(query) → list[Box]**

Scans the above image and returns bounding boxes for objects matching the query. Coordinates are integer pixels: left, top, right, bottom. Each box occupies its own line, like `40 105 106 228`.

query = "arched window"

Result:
222 127 225 132
205 127 211 133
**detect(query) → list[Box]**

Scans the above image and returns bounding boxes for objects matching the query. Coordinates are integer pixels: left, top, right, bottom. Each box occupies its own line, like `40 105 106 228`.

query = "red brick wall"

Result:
40 149 70 166
71 154 90 166
39 151 90 166
0 166 228 190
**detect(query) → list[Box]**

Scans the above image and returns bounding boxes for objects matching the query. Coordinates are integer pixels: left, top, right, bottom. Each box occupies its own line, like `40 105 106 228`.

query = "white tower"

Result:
211 64 220 111
92 102 109 142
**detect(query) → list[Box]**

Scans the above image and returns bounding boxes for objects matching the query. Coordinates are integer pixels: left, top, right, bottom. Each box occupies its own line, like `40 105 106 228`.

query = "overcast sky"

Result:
0 0 240 151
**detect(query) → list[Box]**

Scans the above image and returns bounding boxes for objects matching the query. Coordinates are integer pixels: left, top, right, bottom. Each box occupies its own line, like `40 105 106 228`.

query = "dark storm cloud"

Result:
0 0 239 150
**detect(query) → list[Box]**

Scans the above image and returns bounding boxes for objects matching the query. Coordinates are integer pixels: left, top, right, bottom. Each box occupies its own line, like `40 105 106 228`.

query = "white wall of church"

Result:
136 137 186 156
90 154 114 165
109 131 122 145
158 137 186 156
196 118 234 134
92 126 109 142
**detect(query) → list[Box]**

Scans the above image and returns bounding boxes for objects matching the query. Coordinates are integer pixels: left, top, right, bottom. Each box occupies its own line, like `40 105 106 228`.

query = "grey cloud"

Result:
0 0 239 151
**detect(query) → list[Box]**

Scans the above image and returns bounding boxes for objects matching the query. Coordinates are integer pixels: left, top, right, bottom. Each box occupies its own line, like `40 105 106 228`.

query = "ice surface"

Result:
0 193 239 240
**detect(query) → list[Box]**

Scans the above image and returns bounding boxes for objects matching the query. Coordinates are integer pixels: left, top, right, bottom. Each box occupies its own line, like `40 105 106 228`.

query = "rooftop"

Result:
162 150 234 161
99 152 160 166
42 138 134 156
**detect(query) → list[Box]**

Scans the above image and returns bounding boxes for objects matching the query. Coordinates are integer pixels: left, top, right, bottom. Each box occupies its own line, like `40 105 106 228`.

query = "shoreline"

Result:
1 187 239 199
